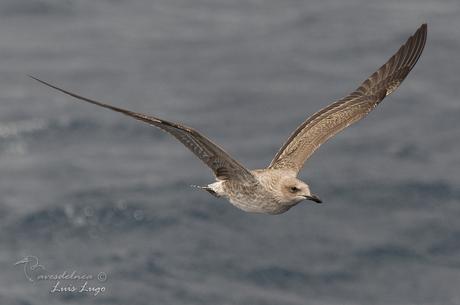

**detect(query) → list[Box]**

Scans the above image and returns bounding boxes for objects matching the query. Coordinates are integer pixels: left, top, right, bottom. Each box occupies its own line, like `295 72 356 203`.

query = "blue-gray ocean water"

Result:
1 0 459 304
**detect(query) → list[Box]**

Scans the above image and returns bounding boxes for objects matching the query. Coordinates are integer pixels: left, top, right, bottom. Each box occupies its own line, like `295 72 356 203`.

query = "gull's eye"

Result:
289 186 299 193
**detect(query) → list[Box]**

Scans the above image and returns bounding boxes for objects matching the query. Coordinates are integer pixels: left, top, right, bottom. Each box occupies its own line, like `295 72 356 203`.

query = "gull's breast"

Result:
223 180 284 214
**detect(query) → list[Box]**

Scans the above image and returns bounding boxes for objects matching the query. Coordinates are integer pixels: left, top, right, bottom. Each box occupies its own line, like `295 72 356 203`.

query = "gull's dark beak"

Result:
305 194 322 204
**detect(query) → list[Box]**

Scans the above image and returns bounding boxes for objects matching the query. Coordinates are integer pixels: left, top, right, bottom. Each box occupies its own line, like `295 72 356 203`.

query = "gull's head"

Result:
280 177 322 205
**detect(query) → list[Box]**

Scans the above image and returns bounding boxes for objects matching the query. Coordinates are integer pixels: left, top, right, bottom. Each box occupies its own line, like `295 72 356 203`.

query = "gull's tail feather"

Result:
190 185 219 197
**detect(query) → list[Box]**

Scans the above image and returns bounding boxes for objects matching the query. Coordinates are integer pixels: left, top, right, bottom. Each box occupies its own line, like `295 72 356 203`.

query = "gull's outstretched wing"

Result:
30 76 256 182
269 24 427 174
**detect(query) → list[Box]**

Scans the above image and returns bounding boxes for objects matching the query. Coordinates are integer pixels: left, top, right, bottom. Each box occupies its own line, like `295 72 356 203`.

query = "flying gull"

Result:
31 24 427 214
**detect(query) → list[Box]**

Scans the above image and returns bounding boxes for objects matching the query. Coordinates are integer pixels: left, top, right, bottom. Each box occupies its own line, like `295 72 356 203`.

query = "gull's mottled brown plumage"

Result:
30 24 427 214
269 23 427 174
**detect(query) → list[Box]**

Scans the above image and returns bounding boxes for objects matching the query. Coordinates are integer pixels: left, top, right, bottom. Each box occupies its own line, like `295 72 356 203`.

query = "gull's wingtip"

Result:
27 74 39 81
29 74 53 83
410 23 427 40
27 75 52 88
418 23 427 35
420 23 427 32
